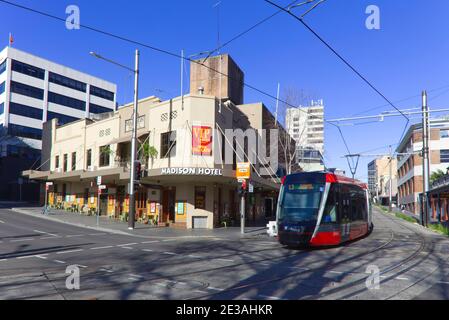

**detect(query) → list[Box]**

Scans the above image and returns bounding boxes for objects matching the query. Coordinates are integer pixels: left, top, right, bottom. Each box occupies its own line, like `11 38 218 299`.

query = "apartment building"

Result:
285 100 325 171
23 54 285 229
0 46 117 201
396 120 449 215
367 156 397 205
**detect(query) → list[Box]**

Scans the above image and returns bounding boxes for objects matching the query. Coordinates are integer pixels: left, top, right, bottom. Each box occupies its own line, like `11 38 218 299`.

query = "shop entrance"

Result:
162 187 176 223
99 194 108 216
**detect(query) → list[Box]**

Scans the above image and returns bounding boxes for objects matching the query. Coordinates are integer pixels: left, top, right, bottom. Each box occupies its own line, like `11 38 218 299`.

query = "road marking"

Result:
129 274 143 279
66 234 84 238
162 239 176 242
117 243 138 247
0 259 8 262
10 238 34 242
16 255 35 259
54 260 66 264
208 287 225 291
34 230 58 237
155 282 166 287
90 246 113 250
162 252 177 255
396 276 410 281
194 290 208 294
35 255 48 260
329 271 344 274
99 268 113 273
141 240 159 244
216 258 234 262
258 295 282 300
89 233 107 236
120 247 133 250
41 236 61 240
0 219 5 224
288 266 310 271
437 281 449 285
56 249 84 255
76 264 88 268
142 249 153 252
188 255 202 259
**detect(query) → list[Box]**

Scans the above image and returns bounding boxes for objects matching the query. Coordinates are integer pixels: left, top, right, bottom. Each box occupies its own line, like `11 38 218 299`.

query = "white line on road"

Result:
0 259 8 262
188 255 202 259
117 243 138 247
258 295 282 300
129 274 143 279
10 238 34 242
216 258 234 262
99 268 113 273
56 249 84 255
288 266 310 271
208 287 225 291
54 260 66 264
0 220 5 224
162 252 177 255
141 240 159 244
438 281 449 285
396 276 410 281
66 234 84 238
34 255 48 260
88 233 107 236
162 239 177 242
194 290 208 294
90 246 113 250
34 230 58 237
16 255 35 259
329 271 344 274
41 236 61 240
142 249 153 252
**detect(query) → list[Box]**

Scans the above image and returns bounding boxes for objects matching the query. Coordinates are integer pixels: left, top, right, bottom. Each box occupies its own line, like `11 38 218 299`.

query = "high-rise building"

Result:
0 46 117 201
285 100 325 171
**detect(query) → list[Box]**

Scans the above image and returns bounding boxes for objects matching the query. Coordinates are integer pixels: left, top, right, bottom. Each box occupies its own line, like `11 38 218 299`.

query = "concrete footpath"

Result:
9 206 270 240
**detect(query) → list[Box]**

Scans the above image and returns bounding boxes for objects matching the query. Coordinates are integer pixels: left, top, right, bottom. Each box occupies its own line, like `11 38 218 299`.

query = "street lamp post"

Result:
90 49 140 230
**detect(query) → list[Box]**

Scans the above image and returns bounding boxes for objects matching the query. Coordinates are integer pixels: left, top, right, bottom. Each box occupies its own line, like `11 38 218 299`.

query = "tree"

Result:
139 141 158 168
430 169 446 185
276 86 316 174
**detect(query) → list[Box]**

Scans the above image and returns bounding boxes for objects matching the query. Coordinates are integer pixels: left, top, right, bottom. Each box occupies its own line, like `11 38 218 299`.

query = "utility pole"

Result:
422 90 430 227
128 49 140 230
389 145 393 212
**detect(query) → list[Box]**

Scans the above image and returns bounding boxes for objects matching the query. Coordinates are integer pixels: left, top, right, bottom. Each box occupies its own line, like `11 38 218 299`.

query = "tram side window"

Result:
322 184 337 224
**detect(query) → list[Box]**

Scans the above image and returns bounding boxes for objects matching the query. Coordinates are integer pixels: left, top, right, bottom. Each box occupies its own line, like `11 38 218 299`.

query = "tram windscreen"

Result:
278 183 324 222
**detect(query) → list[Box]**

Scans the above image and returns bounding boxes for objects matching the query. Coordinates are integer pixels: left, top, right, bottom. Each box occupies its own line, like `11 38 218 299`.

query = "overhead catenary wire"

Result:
0 0 356 170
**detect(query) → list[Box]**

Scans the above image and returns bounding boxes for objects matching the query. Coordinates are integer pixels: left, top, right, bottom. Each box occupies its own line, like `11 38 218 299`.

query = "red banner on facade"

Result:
192 126 212 156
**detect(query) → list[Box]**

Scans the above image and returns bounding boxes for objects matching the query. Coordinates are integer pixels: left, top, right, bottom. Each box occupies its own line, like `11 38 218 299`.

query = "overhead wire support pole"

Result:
422 90 430 227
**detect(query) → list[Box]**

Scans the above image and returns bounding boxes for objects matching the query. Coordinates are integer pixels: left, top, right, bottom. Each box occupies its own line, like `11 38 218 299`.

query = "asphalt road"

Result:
0 206 448 300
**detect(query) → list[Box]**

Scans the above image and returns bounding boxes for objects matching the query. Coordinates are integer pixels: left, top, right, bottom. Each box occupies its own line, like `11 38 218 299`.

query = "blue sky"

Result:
1 0 449 181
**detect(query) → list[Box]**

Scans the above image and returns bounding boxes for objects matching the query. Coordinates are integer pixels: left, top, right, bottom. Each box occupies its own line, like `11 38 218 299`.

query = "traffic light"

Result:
238 180 247 196
135 160 142 181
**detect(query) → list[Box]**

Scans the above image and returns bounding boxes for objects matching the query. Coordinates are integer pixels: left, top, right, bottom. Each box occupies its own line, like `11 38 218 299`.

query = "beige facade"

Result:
24 94 281 229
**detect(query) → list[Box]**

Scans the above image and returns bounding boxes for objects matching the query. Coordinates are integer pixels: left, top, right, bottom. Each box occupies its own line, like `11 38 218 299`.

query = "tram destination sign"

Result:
161 167 222 176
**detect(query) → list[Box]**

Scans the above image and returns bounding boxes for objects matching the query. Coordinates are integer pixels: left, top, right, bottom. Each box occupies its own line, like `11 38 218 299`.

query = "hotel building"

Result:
23 54 286 229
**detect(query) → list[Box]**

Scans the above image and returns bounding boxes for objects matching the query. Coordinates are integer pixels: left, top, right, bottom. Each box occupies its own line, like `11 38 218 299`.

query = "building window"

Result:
194 186 206 209
48 92 85 111
0 60 6 75
7 124 42 140
71 152 76 171
441 130 449 139
9 102 43 120
55 155 60 169
49 72 86 92
0 103 4 115
125 115 145 132
63 154 68 172
99 145 111 167
86 149 92 168
89 103 113 114
160 131 176 158
11 60 45 79
10 81 44 100
47 111 78 126
441 149 449 163
0 81 4 94
90 85 114 101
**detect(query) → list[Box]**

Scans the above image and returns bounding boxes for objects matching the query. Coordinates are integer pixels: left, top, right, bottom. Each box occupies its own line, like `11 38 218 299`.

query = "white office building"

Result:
0 46 117 201
285 100 325 172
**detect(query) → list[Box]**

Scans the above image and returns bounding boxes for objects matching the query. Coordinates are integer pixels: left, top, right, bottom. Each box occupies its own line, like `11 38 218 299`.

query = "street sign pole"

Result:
97 188 100 228
240 186 245 235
